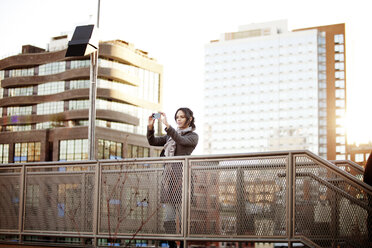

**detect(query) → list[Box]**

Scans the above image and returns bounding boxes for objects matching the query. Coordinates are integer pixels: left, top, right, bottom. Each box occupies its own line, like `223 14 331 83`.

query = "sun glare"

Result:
345 111 372 145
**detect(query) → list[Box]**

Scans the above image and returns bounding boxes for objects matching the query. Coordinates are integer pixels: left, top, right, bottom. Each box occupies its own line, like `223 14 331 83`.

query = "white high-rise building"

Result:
204 20 346 160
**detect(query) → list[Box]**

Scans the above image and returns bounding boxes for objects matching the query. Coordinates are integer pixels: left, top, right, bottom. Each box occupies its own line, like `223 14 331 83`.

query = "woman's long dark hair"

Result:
174 107 196 130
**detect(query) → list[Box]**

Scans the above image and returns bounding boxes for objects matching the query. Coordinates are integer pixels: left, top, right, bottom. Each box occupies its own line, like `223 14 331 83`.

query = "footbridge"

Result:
0 150 371 247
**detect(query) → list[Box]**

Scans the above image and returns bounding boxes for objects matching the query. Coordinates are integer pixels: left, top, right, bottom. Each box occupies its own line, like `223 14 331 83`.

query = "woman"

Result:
147 107 198 157
147 108 198 246
364 151 372 243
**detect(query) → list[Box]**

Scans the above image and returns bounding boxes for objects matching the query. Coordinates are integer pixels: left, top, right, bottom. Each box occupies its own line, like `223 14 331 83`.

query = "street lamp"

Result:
65 25 98 57
65 24 99 160
65 1 101 160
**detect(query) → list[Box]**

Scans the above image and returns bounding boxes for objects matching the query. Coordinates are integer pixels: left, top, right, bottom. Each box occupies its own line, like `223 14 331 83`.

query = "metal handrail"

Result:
296 172 370 210
292 150 372 194
0 150 370 248
330 159 364 174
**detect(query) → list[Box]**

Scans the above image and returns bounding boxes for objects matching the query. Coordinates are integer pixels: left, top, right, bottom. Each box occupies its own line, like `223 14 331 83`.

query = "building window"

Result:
36 101 64 114
335 71 344 79
7 106 33 116
126 144 150 158
355 153 364 163
335 99 345 108
0 144 9 163
70 60 90 69
96 119 136 133
335 53 344 62
96 99 137 116
97 139 122 159
38 81 65 95
336 145 345 154
75 120 88 126
8 86 33 97
336 154 346 160
14 142 41 163
336 136 345 145
336 127 345 135
98 79 138 99
70 80 90 89
335 80 345 88
36 121 64 129
39 62 65 75
69 100 89 110
59 139 88 161
335 62 344 71
8 68 34 78
334 34 344 44
334 44 344 53
335 89 345 99
5 125 32 132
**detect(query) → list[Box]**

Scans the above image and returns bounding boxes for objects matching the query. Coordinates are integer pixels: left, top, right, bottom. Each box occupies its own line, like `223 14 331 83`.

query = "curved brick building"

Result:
0 35 163 163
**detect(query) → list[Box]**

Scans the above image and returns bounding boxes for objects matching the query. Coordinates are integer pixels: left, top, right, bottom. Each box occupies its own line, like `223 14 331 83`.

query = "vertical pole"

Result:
236 167 244 236
88 0 100 160
18 165 26 244
93 161 101 246
88 50 98 160
182 157 189 248
97 0 101 28
331 183 340 248
236 167 245 248
287 153 294 248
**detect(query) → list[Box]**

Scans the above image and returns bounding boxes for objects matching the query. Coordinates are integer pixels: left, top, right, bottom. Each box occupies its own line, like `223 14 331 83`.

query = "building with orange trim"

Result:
204 20 346 160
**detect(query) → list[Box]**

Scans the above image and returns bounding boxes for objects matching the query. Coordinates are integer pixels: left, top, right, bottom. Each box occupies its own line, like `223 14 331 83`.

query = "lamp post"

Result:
66 0 100 160
88 45 98 160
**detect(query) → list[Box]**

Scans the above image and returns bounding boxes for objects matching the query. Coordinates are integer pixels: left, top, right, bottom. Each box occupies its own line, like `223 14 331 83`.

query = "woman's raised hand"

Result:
160 112 170 129
148 115 155 130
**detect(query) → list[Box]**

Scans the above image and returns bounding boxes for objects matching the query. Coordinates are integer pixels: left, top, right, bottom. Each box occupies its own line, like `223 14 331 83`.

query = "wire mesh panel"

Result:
1 152 371 247
189 156 288 237
294 155 371 247
23 164 96 234
0 167 22 231
98 160 184 237
331 160 364 181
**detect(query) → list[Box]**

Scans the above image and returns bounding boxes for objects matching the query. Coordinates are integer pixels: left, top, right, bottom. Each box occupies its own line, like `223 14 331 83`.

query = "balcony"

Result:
0 150 371 247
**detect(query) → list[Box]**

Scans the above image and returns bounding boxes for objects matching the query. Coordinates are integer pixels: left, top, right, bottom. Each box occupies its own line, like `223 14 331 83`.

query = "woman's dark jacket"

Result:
147 125 198 203
364 151 372 186
147 125 198 156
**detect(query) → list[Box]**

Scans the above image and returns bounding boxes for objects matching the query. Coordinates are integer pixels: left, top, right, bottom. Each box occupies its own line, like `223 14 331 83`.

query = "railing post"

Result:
236 166 245 236
330 181 340 248
182 157 189 248
18 164 26 244
92 161 101 246
287 152 294 248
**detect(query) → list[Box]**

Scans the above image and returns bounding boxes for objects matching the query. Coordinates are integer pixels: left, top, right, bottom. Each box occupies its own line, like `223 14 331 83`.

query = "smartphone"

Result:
152 113 161 119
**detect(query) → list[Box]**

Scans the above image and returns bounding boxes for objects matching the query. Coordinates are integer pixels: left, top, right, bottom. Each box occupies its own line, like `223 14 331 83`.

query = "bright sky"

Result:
0 0 371 153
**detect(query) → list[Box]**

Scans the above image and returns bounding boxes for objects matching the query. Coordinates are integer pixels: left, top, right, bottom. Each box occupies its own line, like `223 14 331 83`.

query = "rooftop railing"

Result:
0 150 371 248
330 159 365 180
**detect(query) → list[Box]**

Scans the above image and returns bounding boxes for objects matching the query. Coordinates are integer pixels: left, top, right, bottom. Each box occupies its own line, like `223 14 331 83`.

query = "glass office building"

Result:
204 20 346 160
0 35 164 163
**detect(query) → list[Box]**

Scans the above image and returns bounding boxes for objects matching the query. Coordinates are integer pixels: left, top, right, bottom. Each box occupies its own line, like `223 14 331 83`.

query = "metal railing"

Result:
330 159 365 180
0 150 371 248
